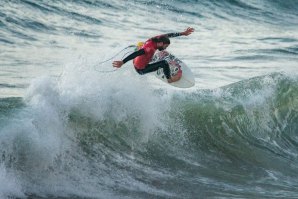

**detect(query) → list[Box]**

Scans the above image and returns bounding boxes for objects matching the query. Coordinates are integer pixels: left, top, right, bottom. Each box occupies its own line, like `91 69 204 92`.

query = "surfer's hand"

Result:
113 61 123 68
182 27 194 36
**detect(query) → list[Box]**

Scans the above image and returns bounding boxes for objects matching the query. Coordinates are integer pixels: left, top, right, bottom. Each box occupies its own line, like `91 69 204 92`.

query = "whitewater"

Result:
0 0 298 198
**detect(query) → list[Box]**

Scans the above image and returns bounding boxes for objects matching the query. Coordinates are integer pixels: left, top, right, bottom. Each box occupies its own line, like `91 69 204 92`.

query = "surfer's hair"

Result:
151 36 170 44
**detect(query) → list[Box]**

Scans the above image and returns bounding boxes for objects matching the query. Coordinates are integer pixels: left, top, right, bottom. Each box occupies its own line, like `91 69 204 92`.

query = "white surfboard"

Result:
151 51 195 88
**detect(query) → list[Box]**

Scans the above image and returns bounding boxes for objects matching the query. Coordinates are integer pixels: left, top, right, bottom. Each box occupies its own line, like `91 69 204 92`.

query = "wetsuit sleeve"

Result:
163 32 182 38
122 49 145 64
154 32 182 39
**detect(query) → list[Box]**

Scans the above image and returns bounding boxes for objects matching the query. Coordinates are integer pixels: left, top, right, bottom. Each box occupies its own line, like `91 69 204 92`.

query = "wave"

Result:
180 73 298 159
0 71 297 198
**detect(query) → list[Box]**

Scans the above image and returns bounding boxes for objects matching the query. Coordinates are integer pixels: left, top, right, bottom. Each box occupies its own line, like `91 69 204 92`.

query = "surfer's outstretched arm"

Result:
159 27 195 38
112 49 145 68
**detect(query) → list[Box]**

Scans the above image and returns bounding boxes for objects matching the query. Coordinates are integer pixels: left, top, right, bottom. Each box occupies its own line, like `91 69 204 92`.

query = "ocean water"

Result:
0 0 298 198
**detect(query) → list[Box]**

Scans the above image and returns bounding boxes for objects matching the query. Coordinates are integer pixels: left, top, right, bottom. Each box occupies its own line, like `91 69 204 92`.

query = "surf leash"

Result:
94 45 136 73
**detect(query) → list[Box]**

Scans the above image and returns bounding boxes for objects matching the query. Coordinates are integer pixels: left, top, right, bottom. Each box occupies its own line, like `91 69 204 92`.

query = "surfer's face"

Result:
157 43 169 51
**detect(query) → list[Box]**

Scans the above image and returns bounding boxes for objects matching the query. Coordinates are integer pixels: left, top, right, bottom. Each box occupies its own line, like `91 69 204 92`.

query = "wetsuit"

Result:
122 32 182 79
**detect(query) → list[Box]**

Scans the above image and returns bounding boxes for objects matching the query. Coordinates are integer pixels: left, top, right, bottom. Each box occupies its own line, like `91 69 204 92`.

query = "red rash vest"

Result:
133 39 158 69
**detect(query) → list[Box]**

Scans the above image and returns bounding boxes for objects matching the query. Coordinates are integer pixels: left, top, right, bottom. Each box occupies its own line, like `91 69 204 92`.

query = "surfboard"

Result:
151 51 195 88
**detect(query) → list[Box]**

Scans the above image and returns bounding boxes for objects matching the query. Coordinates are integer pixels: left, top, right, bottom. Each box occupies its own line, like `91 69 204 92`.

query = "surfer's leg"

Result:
136 60 171 79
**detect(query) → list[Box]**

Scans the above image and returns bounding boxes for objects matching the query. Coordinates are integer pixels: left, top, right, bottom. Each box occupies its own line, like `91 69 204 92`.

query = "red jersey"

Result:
133 40 158 69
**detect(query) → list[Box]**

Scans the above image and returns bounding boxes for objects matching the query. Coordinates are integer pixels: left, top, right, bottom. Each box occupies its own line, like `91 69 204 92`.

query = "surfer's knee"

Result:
135 69 144 75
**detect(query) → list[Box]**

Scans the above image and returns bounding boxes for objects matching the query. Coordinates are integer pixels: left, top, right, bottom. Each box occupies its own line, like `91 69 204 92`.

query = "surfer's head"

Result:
152 36 170 51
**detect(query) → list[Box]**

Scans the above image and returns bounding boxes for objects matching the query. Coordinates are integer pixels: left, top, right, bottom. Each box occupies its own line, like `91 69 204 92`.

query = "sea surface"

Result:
0 0 298 198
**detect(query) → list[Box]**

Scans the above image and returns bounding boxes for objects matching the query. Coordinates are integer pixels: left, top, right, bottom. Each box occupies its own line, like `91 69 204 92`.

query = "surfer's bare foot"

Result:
167 78 173 83
167 74 182 83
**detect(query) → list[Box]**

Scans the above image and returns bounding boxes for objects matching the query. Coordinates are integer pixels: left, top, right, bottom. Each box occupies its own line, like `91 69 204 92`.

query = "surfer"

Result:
112 27 194 83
